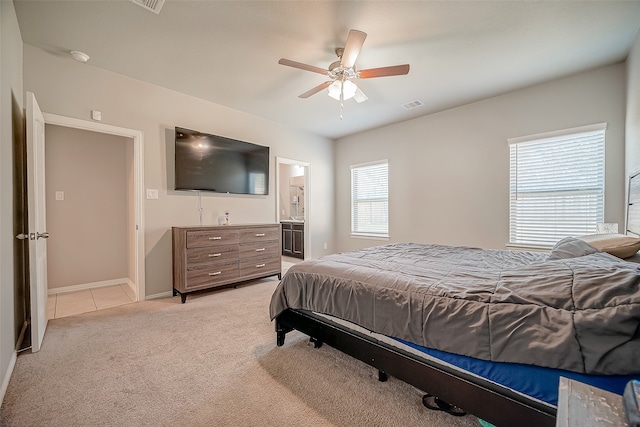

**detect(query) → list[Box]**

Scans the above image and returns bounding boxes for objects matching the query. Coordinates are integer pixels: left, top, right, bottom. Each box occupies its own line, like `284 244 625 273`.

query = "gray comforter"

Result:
270 239 640 375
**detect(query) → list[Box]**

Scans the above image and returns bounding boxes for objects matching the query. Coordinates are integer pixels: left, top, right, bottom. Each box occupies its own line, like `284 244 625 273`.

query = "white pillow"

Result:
577 233 640 259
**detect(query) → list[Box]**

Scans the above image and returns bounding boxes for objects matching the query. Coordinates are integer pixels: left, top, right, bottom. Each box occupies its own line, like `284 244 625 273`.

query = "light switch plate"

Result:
146 189 159 199
55 191 64 201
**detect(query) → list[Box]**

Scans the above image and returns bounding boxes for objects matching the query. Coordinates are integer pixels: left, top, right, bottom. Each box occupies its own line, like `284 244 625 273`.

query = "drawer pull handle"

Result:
255 248 265 252
256 233 266 237
208 271 222 276
208 253 222 257
256 264 266 268
209 236 222 240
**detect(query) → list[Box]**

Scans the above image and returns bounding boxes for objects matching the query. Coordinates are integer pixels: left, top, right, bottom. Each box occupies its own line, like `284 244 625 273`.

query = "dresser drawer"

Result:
186 262 239 289
186 245 238 266
239 240 280 260
187 229 239 248
239 258 281 278
239 227 279 243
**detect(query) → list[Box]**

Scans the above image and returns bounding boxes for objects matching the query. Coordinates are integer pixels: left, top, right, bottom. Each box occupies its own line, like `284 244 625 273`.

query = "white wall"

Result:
626 30 640 180
335 63 627 253
0 0 23 401
23 44 335 297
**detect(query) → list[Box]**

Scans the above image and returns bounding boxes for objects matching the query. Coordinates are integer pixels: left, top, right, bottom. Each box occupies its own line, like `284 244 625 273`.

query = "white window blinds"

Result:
351 160 389 237
509 124 606 247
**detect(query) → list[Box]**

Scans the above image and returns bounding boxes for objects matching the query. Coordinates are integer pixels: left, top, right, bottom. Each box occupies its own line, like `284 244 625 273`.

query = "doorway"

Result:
42 114 145 306
276 157 310 260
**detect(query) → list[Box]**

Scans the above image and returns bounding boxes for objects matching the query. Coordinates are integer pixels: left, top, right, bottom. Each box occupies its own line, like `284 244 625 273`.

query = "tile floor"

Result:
47 258 303 320
282 256 300 272
47 283 136 320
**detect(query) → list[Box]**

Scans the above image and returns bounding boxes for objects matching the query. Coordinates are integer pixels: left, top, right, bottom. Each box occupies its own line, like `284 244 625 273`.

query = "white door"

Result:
26 92 49 352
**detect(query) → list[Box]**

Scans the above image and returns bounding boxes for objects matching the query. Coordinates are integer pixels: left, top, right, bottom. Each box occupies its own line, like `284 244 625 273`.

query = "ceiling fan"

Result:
278 29 410 118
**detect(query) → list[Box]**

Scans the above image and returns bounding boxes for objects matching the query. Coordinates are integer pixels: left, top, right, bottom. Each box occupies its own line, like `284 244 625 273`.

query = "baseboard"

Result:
145 291 173 300
126 278 137 300
1 351 17 404
48 278 130 295
127 278 135 292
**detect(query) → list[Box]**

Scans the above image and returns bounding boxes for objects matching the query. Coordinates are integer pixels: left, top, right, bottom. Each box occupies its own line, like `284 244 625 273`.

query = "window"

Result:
509 123 606 247
351 160 389 238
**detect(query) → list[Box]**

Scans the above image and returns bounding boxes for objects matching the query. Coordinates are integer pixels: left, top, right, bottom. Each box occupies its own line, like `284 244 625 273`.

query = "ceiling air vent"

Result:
402 100 425 110
130 0 165 14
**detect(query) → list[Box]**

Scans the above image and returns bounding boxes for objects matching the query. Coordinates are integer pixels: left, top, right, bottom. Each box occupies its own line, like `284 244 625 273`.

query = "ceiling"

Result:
13 0 640 140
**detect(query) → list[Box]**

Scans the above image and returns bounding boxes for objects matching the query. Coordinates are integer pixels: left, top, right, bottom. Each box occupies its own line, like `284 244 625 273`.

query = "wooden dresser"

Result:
172 224 281 303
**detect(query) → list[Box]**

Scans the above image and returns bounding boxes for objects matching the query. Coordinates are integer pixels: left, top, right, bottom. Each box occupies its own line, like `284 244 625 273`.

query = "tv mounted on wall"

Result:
174 127 269 195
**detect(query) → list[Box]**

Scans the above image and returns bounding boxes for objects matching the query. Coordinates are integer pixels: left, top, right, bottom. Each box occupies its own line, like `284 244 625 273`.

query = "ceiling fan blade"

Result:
340 29 367 68
354 87 368 103
358 64 410 79
278 58 328 75
299 81 332 98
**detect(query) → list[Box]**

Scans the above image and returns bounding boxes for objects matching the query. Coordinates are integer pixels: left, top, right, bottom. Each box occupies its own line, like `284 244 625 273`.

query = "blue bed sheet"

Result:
394 338 640 406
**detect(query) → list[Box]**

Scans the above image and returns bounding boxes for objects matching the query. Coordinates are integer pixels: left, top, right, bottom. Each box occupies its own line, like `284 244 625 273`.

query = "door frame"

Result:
42 113 145 301
276 157 310 259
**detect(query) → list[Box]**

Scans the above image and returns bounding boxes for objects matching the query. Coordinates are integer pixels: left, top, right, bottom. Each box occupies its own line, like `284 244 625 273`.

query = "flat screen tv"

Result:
174 127 269 195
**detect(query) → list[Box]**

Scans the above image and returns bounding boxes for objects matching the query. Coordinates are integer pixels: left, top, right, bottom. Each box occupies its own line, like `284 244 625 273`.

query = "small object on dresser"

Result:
224 211 230 225
623 380 640 427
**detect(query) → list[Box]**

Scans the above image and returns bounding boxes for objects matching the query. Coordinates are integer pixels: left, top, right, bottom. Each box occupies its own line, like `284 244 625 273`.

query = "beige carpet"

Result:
1 278 480 426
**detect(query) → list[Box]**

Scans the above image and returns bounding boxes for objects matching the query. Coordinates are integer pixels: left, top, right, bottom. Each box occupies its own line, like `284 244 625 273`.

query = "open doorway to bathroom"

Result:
276 157 309 261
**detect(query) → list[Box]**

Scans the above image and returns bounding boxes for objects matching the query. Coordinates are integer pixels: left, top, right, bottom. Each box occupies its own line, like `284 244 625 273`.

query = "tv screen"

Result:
174 127 269 195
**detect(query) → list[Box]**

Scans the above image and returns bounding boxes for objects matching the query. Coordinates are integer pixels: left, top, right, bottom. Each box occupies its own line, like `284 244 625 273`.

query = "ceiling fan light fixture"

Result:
342 80 357 99
327 81 341 100
327 80 357 101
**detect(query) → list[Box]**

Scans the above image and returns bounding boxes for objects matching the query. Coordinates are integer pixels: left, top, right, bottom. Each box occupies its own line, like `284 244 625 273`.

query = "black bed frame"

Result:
275 308 556 427
273 172 640 426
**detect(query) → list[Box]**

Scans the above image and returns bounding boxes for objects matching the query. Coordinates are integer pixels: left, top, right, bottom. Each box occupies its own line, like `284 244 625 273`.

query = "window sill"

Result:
506 243 551 252
351 234 389 241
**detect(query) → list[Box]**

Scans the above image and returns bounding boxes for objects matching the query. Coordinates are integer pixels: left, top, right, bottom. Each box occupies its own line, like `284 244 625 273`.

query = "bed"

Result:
269 174 640 427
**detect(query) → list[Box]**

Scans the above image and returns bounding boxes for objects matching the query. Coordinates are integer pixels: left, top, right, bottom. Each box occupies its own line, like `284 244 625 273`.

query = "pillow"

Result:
577 233 640 259
547 237 600 260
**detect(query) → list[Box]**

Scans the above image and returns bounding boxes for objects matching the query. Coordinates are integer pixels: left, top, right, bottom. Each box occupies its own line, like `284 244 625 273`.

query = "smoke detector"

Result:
70 51 90 63
130 0 165 14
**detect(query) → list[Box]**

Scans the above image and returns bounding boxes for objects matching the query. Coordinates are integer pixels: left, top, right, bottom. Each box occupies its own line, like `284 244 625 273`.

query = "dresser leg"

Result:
181 293 187 304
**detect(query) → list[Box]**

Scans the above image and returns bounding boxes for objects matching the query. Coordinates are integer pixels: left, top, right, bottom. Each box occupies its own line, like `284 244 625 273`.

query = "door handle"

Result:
16 233 29 240
36 232 50 239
